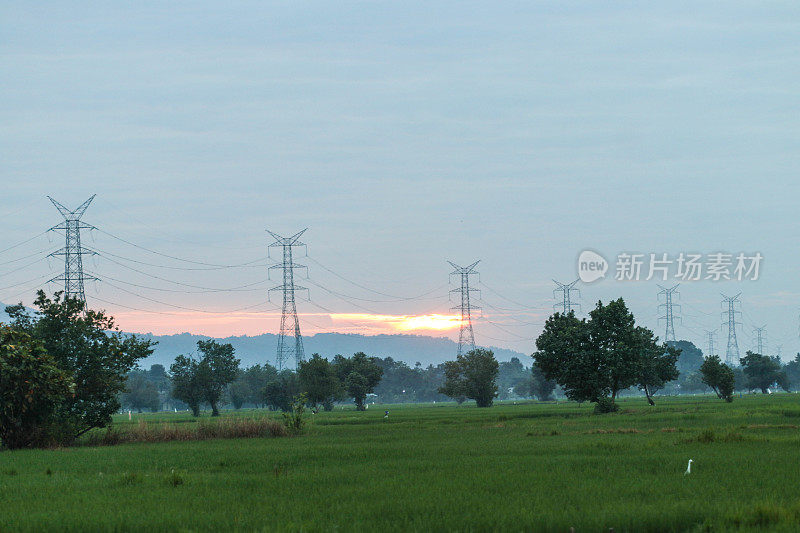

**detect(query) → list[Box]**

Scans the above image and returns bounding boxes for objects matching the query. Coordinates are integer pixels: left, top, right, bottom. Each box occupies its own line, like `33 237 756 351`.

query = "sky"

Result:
2 2 800 359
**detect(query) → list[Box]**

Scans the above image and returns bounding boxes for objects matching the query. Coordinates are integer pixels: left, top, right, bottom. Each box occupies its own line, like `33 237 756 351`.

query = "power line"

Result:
0 230 50 256
92 251 266 292
89 246 267 271
100 278 269 314
478 281 546 310
306 255 447 301
91 271 268 294
95 227 263 268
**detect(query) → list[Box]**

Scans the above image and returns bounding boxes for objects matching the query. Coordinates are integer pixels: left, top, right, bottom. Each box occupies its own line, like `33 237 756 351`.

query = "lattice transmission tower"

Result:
268 229 308 370
753 325 767 355
721 293 742 366
448 260 480 356
705 329 717 358
552 279 580 314
47 195 98 305
657 284 681 342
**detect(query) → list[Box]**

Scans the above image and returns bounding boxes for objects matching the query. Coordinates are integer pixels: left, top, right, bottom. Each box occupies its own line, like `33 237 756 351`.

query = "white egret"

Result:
684 459 693 475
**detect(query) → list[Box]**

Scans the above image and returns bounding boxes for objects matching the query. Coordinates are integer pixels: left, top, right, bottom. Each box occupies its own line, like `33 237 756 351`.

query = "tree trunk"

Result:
211 402 220 416
644 385 655 406
191 403 200 417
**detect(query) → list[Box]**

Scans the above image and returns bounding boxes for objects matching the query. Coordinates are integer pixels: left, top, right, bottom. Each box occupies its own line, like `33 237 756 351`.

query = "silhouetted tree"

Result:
740 351 788 393
298 354 340 411
332 352 383 410
535 299 671 411
699 355 734 402
263 370 300 411
438 348 499 408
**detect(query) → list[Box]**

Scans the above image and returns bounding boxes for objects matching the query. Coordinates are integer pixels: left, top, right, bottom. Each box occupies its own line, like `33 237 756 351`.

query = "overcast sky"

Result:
2 2 800 358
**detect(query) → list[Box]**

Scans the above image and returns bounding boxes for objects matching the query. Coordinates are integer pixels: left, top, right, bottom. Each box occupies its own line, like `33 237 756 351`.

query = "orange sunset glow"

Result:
108 309 463 338
330 313 463 332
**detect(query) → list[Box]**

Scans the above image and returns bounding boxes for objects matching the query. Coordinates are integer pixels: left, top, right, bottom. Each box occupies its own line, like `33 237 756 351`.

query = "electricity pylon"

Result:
47 195 98 305
552 279 580 314
448 260 480 356
657 284 680 342
753 325 767 355
705 329 717 358
268 229 308 371
721 293 742 366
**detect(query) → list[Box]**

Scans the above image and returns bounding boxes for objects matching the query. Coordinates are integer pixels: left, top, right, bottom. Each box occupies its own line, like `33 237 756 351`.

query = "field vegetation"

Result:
2 394 800 531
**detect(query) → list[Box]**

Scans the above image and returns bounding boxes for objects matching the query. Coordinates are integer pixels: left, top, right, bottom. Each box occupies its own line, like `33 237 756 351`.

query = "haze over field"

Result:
2 2 800 361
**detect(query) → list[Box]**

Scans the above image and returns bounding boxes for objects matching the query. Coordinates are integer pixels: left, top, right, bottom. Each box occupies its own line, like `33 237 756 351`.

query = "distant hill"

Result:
135 331 530 369
0 302 530 368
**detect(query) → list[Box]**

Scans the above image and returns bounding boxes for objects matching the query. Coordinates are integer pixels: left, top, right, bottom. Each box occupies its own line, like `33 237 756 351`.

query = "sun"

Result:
330 313 462 332
394 314 462 331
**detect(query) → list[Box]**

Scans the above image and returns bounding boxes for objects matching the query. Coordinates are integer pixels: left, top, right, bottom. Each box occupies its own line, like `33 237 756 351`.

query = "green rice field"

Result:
2 394 800 532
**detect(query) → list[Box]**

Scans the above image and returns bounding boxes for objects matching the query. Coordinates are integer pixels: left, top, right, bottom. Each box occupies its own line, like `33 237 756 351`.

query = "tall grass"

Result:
86 417 287 446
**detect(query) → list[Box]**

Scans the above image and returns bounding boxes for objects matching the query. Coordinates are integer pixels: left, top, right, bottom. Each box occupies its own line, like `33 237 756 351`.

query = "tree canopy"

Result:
5 291 154 441
332 352 383 410
534 298 678 409
699 355 735 402
438 348 499 408
169 340 240 416
740 351 788 393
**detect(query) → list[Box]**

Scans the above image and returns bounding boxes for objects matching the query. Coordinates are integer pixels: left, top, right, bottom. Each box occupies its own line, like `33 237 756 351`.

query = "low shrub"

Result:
594 397 619 414
86 417 287 446
282 393 307 435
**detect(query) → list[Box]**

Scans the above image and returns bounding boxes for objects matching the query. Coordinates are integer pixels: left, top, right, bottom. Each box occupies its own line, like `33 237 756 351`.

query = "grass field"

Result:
2 394 800 532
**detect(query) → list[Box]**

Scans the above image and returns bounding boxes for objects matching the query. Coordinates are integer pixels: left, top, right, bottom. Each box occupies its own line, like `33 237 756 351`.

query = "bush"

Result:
283 393 307 435
593 397 619 414
0 326 73 449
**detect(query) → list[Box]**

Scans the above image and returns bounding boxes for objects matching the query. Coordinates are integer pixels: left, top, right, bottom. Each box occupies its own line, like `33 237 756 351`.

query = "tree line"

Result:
4 292 799 450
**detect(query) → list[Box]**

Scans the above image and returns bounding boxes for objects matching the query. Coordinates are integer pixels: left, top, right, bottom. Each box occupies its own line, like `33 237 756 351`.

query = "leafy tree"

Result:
699 355 735 402
669 340 704 374
195 340 240 416
497 357 528 400
785 354 800 391
298 354 340 411
511 365 556 401
740 351 788 393
534 299 669 410
122 371 160 413
0 325 73 449
170 355 203 416
243 364 278 407
332 352 383 410
6 291 154 441
638 334 681 405
530 365 556 401
438 348 499 408
228 370 249 409
680 371 709 393
263 370 300 411
732 366 748 392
